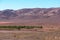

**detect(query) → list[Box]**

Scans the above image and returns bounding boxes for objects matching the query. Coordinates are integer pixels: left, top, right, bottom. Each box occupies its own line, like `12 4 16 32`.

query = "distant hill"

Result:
0 8 60 26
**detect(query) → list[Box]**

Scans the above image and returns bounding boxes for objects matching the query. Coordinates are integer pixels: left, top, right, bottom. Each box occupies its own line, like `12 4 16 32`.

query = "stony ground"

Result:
0 30 60 40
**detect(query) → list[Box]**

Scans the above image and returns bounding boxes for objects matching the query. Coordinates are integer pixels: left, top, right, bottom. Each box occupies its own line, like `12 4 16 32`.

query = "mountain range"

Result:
0 8 60 26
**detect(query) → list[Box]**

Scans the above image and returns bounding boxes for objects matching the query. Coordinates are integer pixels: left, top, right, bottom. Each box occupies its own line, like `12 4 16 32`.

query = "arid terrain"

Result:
0 30 60 40
0 8 60 40
0 8 60 26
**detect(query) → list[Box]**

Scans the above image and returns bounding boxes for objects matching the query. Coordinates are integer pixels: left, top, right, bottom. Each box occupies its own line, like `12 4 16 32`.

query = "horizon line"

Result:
0 7 60 10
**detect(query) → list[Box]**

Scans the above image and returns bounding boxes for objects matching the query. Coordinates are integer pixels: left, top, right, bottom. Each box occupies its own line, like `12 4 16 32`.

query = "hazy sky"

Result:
0 0 60 10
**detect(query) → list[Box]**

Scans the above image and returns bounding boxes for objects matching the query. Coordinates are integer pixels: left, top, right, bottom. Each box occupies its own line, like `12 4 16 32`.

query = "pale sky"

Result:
0 0 60 10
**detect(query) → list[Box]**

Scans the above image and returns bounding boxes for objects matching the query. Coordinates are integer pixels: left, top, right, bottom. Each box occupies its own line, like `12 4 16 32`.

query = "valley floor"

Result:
0 29 60 40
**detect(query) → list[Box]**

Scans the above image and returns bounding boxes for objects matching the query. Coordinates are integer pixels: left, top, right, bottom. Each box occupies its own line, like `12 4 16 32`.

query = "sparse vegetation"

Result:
0 26 43 30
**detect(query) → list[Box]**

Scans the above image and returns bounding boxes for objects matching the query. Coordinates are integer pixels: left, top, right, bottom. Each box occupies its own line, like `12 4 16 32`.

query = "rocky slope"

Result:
0 8 60 25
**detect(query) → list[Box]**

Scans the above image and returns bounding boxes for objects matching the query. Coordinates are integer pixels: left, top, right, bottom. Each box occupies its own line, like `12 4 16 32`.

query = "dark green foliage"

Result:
24 26 34 29
0 26 43 30
36 26 43 28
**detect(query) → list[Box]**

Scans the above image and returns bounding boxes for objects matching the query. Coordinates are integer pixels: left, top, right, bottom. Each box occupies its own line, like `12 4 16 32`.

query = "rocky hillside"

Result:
0 8 60 25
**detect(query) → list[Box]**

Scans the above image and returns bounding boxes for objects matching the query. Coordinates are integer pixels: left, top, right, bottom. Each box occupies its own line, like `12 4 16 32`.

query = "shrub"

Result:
0 26 43 30
25 26 34 29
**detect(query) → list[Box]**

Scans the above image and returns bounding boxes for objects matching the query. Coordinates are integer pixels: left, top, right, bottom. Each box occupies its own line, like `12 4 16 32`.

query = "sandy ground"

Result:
0 30 60 40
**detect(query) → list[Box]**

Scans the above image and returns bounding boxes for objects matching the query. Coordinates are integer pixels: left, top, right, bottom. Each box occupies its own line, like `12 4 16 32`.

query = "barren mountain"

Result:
0 8 60 26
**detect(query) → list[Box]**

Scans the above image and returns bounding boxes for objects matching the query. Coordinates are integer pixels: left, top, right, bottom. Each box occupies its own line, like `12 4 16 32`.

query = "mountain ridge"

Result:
0 8 60 26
